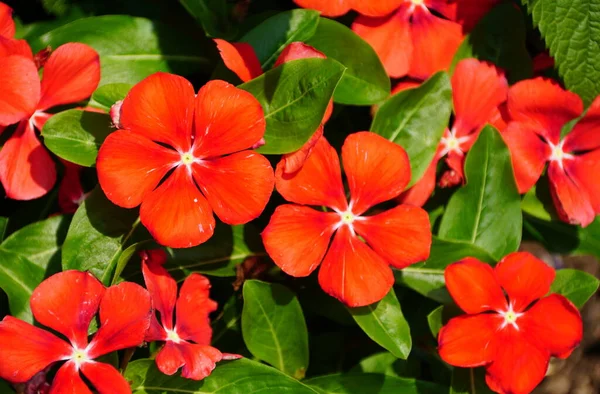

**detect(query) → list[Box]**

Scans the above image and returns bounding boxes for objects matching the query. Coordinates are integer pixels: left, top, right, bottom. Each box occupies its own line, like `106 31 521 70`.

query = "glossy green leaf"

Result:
29 15 210 86
112 240 154 285
0 251 43 323
550 269 600 308
523 0 600 105
0 217 8 242
305 17 390 105
241 9 320 69
89 83 132 112
180 0 235 39
127 358 319 393
451 3 532 83
240 57 345 154
347 289 411 360
349 352 421 379
450 368 494 394
62 187 140 285
371 72 452 187
439 126 522 260
242 280 309 378
427 306 444 338
43 110 113 167
306 373 446 394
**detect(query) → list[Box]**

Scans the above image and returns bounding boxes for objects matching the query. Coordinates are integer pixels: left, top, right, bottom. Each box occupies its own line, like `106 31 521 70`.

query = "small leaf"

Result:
242 280 309 378
305 373 446 394
347 288 412 360
439 126 522 260
89 83 132 112
43 109 113 167
306 17 390 105
427 306 444 338
240 57 345 154
550 269 600 308
371 72 452 187
179 0 236 39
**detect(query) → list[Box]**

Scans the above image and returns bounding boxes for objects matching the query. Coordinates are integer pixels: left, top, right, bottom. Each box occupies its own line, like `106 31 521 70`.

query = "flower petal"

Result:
565 150 600 215
87 282 152 359
31 270 105 349
0 56 40 126
58 161 85 214
262 204 339 277
445 258 507 314
318 226 394 307
179 343 223 381
120 72 196 151
494 252 555 312
0 2 15 38
140 166 216 248
352 0 405 17
280 124 325 175
37 43 100 111
0 36 33 58
193 80 266 157
0 121 56 200
80 361 130 394
397 155 439 207
49 361 92 394
352 9 412 78
342 132 410 215
275 135 347 211
274 42 326 67
564 95 600 152
155 342 186 376
502 122 551 193
142 249 177 331
175 273 217 345
507 78 583 144
0 316 71 383
438 314 499 367
192 151 274 224
485 329 550 394
292 0 351 17
97 130 180 209
409 9 463 80
450 0 499 31
452 59 508 137
439 150 465 188
354 205 431 269
214 39 262 83
548 160 596 227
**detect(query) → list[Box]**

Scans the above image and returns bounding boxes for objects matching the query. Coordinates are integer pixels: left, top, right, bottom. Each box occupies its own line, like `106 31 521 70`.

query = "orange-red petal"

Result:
280 125 325 175
155 342 185 376
450 0 499 31
0 36 33 58
142 250 177 331
438 314 499 367
58 161 85 214
179 343 223 380
262 204 339 277
566 150 600 216
214 39 262 83
548 160 596 227
274 42 326 67
342 132 410 215
318 226 394 307
564 95 600 152
445 258 507 314
96 130 180 208
0 2 15 38
120 72 195 152
0 56 40 126
293 0 351 17
175 273 217 346
50 361 93 394
397 156 438 207
352 0 405 17
354 205 431 269
193 80 266 158
80 361 131 394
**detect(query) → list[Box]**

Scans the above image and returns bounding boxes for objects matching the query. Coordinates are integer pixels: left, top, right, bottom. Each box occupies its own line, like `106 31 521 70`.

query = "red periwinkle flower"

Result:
58 161 87 214
0 42 100 200
141 250 238 380
438 253 583 394
502 78 600 227
0 270 152 394
262 132 432 307
96 73 275 248
214 39 333 174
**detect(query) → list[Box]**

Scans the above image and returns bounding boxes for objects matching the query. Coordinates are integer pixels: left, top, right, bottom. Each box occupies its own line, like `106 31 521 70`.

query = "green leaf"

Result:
89 83 132 112
127 358 319 393
550 269 600 308
371 72 452 187
241 280 309 379
439 126 522 260
241 9 320 69
522 0 600 105
451 3 532 83
29 15 210 86
305 17 390 105
0 217 7 242
0 251 44 322
427 306 444 338
112 240 154 285
347 289 412 359
240 58 345 154
212 296 246 354
43 110 113 167
350 352 420 379
306 373 446 394
62 187 140 285
450 368 494 394
179 0 236 39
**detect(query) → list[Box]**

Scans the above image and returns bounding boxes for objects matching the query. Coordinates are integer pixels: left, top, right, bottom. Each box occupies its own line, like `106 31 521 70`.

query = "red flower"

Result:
0 270 152 393
58 161 87 214
293 0 406 17
96 73 275 248
438 253 582 394
214 39 333 174
502 78 600 226
262 132 432 307
0 2 31 58
398 59 508 206
0 43 100 200
141 250 237 380
0 2 15 38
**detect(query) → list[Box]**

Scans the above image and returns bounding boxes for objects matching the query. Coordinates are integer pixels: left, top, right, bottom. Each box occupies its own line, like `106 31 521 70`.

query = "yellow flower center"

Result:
181 152 194 165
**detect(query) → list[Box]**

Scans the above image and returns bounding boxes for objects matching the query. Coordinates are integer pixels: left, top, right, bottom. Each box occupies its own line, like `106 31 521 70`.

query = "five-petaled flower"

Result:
0 270 152 393
0 41 100 200
97 73 275 248
141 249 238 380
438 252 583 394
502 78 600 227
262 132 432 307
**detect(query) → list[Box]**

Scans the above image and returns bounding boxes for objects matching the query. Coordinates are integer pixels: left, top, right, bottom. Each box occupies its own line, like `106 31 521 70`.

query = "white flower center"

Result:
71 347 91 368
180 152 195 166
548 140 573 167
166 329 181 343
498 305 524 330
440 130 469 156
